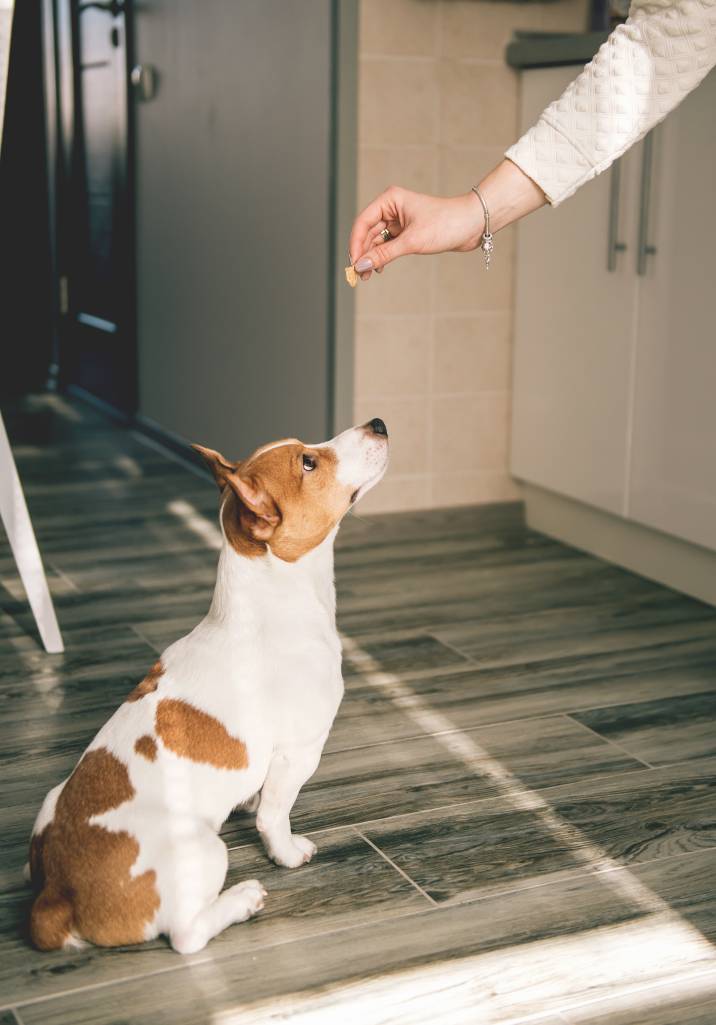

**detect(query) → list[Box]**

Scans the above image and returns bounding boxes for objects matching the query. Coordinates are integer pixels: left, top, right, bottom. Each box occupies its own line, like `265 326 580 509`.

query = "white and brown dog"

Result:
27 419 388 954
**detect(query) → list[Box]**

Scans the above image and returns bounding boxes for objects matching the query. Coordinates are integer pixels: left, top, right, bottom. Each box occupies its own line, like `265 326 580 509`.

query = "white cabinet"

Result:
628 71 716 551
512 65 716 553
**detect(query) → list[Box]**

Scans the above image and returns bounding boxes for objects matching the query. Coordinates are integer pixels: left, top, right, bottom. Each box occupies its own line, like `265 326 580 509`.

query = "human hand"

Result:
348 187 485 281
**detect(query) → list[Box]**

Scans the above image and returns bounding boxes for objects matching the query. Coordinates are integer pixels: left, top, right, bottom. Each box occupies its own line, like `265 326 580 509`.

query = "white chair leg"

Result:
0 413 64 654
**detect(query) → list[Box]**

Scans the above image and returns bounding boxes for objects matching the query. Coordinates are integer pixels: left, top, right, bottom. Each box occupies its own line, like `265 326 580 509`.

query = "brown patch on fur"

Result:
30 890 74 950
155 698 248 770
221 488 269 559
29 748 160 950
126 660 164 702
134 735 157 761
221 443 351 562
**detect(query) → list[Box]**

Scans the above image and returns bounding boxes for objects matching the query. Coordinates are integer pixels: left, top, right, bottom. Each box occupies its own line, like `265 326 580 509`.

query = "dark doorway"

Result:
55 0 137 414
0 0 54 399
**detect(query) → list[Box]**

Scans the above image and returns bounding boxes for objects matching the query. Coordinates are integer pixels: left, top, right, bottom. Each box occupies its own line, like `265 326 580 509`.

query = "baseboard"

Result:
65 387 211 482
66 385 132 425
132 413 211 481
523 483 716 607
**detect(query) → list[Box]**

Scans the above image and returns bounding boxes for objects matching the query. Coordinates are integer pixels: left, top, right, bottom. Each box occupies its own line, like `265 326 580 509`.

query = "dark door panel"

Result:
58 0 136 412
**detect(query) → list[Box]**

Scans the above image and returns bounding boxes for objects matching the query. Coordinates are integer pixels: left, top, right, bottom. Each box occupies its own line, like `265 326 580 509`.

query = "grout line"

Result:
425 631 475 663
10 846 715 1017
347 669 716 732
550 966 716 1025
297 762 710 838
339 634 715 927
353 828 438 907
357 388 514 402
358 52 506 68
15 488 703 1014
332 685 714 761
354 308 512 317
129 624 161 654
564 714 655 770
46 562 80 593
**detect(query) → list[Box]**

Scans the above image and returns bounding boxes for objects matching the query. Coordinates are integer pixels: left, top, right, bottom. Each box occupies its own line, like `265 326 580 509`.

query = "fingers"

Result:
348 197 392 266
355 232 412 276
348 188 405 264
360 220 401 277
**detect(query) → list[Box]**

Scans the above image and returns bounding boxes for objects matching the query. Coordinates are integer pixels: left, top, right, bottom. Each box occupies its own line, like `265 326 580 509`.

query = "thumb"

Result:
355 234 411 274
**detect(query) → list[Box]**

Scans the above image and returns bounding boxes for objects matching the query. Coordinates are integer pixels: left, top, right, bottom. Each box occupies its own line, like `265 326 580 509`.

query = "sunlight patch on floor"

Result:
211 919 716 1025
167 499 222 550
167 499 716 1023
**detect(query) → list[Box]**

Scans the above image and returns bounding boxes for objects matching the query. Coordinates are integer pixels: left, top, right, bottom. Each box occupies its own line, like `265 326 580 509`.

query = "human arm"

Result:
349 0 716 278
507 0 716 205
348 160 545 278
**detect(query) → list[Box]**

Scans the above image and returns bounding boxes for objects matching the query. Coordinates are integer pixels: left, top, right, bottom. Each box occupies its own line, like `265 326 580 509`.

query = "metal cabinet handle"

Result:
78 1 125 15
607 160 627 272
637 132 657 275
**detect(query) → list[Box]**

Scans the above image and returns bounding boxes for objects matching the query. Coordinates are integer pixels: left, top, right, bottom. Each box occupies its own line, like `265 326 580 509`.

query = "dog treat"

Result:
344 265 358 288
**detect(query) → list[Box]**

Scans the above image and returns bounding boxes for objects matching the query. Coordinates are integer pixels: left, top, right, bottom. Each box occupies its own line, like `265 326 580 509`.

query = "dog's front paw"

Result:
269 835 317 869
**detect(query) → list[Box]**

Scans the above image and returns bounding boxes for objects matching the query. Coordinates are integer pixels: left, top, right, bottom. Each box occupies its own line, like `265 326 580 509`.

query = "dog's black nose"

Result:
368 417 388 437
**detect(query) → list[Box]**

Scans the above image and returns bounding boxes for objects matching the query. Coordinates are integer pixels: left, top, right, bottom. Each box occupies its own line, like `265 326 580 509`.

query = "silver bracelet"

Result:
471 185 494 270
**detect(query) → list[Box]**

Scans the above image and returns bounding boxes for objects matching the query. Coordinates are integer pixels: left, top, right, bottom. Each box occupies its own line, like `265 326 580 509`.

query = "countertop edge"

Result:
506 30 610 70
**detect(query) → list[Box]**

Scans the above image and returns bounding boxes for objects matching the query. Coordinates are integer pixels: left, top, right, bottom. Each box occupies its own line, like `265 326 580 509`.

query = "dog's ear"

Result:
191 444 237 489
225 474 280 539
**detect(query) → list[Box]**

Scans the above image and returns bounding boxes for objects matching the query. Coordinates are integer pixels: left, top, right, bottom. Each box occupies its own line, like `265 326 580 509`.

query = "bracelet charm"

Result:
471 185 494 271
480 231 494 270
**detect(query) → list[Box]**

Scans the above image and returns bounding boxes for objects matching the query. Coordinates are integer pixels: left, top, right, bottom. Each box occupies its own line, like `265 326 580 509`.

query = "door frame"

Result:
42 0 138 418
329 0 358 435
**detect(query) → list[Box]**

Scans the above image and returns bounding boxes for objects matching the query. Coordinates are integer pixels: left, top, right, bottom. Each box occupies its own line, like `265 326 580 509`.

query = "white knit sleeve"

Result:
506 0 716 205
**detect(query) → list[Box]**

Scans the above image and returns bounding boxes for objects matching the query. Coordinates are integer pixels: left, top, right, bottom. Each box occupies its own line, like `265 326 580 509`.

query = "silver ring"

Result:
379 227 392 243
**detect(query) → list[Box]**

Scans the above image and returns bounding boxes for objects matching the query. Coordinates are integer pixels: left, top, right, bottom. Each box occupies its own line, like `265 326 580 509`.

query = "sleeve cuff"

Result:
506 118 596 207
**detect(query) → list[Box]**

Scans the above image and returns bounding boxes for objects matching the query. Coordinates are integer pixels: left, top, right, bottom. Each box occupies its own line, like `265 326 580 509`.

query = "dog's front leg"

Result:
256 740 324 868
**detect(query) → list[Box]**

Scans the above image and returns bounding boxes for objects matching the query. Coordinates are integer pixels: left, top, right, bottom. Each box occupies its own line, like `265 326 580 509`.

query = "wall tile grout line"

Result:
353 828 438 907
564 713 656 770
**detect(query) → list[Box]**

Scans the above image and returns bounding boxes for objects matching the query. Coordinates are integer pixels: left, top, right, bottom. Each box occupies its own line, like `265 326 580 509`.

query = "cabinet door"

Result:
628 70 716 550
511 67 640 516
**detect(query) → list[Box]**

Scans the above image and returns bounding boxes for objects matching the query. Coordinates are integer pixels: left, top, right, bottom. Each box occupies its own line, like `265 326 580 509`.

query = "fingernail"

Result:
355 257 373 272
360 271 371 282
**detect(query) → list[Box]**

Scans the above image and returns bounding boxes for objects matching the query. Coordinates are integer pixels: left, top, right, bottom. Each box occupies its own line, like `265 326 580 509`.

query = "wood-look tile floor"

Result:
1 394 716 1024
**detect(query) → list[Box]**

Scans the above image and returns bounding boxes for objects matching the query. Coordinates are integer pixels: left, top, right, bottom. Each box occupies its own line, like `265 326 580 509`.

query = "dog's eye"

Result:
302 455 317 472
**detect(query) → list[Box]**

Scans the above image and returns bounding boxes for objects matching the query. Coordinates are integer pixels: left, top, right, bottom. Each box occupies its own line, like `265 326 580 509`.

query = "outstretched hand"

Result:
348 187 485 281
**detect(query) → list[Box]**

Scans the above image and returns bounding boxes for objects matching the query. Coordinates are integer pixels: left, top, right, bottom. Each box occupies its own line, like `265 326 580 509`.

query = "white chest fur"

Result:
166 529 344 748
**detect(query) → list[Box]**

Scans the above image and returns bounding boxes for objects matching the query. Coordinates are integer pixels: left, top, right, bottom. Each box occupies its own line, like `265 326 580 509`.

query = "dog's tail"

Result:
30 888 75 950
28 829 76 950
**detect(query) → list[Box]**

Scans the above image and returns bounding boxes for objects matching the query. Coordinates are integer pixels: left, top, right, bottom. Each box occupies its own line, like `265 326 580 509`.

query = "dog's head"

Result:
193 419 388 562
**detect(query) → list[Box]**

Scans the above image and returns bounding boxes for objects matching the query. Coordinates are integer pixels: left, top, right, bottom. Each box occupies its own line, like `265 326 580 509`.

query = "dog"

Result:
27 419 388 954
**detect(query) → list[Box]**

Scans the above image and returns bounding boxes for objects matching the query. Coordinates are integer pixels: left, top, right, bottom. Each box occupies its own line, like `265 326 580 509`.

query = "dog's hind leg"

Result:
169 879 266 955
157 823 266 954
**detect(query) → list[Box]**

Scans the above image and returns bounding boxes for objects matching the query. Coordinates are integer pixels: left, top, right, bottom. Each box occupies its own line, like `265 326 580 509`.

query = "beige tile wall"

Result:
354 0 587 513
